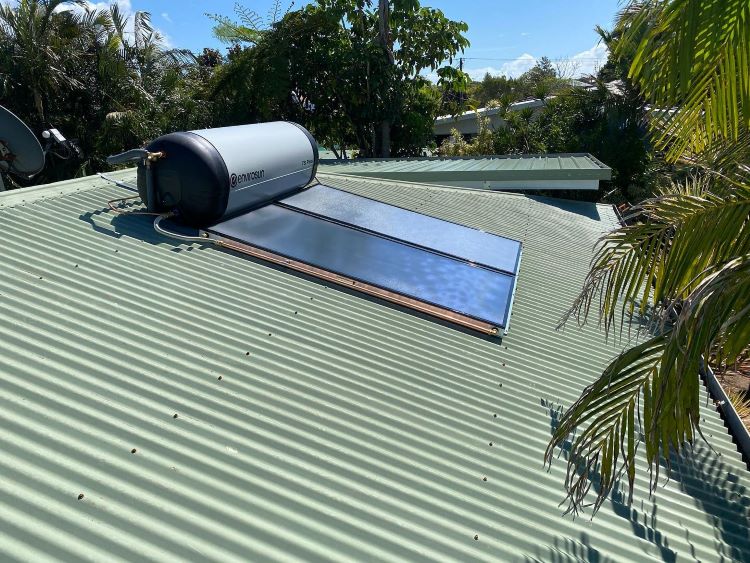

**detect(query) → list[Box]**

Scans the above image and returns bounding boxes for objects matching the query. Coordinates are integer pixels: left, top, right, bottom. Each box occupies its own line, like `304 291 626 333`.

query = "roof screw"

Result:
218 375 223 380
482 476 487 482
131 448 137 454
245 351 250 356
489 442 493 446
493 413 497 418
474 534 479 541
173 413 178 419
77 493 84 500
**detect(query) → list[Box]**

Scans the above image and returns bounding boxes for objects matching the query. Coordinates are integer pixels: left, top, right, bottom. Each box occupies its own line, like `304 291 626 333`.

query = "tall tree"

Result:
0 1 210 182
0 0 105 125
212 0 468 157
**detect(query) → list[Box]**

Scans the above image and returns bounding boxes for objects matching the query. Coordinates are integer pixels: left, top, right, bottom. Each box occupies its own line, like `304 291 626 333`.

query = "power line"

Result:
461 57 608 62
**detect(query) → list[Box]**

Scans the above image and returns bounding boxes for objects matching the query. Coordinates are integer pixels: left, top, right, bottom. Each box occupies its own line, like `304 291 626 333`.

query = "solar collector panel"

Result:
279 185 521 275
206 204 517 329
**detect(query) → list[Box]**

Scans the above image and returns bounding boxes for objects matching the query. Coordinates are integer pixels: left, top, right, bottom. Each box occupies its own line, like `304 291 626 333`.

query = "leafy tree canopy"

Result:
211 0 469 156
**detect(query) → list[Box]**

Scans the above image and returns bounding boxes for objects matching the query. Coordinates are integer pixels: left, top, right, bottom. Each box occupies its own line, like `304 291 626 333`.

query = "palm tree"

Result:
0 0 87 123
545 0 750 516
620 0 750 164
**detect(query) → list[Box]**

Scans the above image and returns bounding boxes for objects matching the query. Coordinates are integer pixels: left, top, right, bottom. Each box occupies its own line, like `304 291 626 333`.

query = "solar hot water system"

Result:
106 121 522 335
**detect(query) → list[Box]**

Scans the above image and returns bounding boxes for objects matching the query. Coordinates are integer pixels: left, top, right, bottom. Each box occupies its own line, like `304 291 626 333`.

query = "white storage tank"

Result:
136 121 318 226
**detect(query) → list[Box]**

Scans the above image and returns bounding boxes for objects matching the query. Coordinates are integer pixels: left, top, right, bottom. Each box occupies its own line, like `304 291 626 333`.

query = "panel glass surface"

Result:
208 205 515 327
280 185 521 274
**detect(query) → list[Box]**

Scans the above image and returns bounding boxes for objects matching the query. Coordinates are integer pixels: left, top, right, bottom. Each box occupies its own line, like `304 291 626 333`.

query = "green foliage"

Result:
0 0 467 181
206 1 292 44
214 0 469 157
439 111 495 157
544 0 750 516
491 107 546 155
727 389 750 420
464 57 574 109
466 73 515 108
548 175 750 515
0 0 214 183
440 84 655 202
618 0 750 162
537 85 654 201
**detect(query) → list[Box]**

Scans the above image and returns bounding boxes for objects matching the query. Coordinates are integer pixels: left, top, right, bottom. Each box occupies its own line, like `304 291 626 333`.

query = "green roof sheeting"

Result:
0 171 747 561
318 154 612 189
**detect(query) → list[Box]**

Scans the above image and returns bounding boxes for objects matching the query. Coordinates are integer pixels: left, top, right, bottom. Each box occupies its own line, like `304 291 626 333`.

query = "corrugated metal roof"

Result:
0 170 748 562
318 154 612 191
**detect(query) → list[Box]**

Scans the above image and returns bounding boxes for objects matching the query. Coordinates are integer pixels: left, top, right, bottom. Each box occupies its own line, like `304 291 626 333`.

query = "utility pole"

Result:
378 0 394 158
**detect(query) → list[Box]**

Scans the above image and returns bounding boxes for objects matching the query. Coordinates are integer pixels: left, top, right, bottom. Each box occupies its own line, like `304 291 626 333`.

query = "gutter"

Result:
701 364 750 466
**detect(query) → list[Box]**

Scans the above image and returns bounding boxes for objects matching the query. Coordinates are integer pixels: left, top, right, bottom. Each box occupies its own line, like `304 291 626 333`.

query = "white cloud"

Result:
520 32 531 37
569 42 609 77
161 12 171 23
461 53 536 80
454 43 610 82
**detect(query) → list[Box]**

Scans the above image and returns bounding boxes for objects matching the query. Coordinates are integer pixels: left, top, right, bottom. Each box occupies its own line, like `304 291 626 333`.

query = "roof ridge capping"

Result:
318 171 619 216
318 154 613 187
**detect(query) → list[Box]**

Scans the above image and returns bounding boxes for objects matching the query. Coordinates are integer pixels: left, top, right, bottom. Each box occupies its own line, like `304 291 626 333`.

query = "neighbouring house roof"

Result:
433 99 548 138
318 154 612 191
0 169 748 561
434 98 548 125
434 81 624 138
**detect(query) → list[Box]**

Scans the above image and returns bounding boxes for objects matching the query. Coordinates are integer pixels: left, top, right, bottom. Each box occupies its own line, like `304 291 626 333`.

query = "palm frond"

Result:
617 0 750 161
562 183 750 336
546 334 666 514
549 252 750 515
727 389 750 420
552 178 750 515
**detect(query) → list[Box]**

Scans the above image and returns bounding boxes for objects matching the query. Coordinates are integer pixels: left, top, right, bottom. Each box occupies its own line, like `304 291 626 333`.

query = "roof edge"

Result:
0 167 136 209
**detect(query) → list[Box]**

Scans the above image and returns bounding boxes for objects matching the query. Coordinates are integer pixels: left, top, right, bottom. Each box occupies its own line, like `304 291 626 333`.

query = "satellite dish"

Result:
0 105 45 178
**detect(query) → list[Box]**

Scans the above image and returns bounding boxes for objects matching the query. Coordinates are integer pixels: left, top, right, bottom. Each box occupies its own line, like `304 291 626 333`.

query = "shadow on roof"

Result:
523 532 617 562
526 195 602 221
541 397 750 562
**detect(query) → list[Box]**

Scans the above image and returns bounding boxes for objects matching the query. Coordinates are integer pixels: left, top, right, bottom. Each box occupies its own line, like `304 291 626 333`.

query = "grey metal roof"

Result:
318 154 612 190
0 170 747 561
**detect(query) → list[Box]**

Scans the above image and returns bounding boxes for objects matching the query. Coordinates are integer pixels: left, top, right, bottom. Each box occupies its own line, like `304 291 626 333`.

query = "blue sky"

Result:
114 0 621 78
